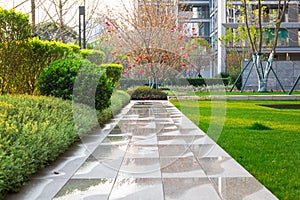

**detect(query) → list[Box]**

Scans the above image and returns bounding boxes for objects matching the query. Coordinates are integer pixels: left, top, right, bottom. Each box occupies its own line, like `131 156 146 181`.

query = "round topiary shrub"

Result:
37 58 114 111
130 86 168 100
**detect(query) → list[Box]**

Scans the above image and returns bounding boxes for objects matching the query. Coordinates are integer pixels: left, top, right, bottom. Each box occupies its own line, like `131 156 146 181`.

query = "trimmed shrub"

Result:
0 92 130 198
0 95 98 198
101 64 123 85
97 90 131 126
80 49 104 65
37 58 114 111
129 86 167 100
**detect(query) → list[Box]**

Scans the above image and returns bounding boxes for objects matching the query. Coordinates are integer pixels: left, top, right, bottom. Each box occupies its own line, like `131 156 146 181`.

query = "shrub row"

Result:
129 86 168 100
37 58 122 112
80 49 104 65
97 90 131 126
119 78 230 88
0 95 97 198
0 91 130 199
0 37 80 95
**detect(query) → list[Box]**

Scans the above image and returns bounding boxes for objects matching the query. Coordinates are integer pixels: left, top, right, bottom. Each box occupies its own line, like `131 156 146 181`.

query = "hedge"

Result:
0 37 79 95
129 86 168 100
37 58 115 111
80 49 104 65
100 64 123 85
0 95 98 198
119 78 229 88
0 92 130 199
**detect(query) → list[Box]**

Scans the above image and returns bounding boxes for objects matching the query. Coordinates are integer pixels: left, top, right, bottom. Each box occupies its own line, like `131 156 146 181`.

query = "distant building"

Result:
222 0 300 69
134 0 300 77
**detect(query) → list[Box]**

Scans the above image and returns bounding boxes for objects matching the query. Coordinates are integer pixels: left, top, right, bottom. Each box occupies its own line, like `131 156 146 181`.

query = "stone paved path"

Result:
6 101 278 200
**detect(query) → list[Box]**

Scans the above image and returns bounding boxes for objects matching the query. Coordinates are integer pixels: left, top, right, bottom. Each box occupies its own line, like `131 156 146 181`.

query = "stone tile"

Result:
31 156 87 180
160 157 206 178
158 144 192 157
53 178 114 200
72 156 122 179
101 135 131 145
130 135 158 145
158 135 206 145
6 179 67 200
179 128 206 136
210 177 278 200
119 158 161 178
163 178 221 200
198 157 252 177
91 144 128 159
190 144 231 158
125 145 159 158
109 178 164 200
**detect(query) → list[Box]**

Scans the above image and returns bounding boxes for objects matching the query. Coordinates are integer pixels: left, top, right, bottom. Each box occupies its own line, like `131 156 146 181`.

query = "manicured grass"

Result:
171 99 300 200
165 90 300 96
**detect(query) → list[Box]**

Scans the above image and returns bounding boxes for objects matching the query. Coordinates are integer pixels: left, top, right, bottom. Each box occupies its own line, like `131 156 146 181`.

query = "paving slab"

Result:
6 100 278 200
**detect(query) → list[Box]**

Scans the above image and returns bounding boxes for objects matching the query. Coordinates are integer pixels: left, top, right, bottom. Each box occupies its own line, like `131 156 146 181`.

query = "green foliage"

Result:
80 49 104 65
0 8 31 42
171 78 229 87
37 58 82 99
129 86 167 100
0 8 31 94
37 58 114 111
97 90 131 126
0 95 98 197
248 122 272 130
100 64 123 85
0 37 79 95
119 78 230 89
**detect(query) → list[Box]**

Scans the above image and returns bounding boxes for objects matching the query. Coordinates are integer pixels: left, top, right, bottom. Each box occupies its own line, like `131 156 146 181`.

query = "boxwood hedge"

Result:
37 58 116 111
0 95 97 198
0 91 130 199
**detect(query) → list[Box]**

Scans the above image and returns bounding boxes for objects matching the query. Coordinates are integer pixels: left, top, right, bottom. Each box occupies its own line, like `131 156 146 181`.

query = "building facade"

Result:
221 0 300 72
136 0 300 77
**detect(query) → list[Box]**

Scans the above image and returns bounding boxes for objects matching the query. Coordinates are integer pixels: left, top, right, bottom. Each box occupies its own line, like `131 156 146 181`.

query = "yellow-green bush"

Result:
0 90 130 198
80 49 104 65
0 37 80 95
100 64 123 85
0 95 98 198
97 90 131 126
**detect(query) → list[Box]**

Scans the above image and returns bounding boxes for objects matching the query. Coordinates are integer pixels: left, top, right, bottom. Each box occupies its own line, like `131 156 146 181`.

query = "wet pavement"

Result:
6 101 278 200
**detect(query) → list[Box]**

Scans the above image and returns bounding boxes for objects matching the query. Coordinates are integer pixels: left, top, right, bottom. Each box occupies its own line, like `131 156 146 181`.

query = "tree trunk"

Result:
253 52 274 92
258 52 274 92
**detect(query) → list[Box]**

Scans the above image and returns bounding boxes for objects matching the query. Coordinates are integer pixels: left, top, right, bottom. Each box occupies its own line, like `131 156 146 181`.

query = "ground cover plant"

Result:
0 92 130 199
171 99 300 200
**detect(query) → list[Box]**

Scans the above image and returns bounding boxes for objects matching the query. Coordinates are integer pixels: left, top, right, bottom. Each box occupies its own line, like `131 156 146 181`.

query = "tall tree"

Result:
98 0 206 87
228 0 291 92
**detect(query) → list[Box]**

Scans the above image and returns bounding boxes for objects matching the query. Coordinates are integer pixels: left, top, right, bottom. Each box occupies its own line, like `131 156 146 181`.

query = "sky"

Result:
0 0 133 27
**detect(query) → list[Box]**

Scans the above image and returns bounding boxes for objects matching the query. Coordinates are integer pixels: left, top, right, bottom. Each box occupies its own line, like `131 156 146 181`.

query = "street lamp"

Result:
79 6 86 49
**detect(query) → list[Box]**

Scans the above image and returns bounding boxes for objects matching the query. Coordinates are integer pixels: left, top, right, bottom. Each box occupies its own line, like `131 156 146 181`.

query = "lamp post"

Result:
79 6 86 49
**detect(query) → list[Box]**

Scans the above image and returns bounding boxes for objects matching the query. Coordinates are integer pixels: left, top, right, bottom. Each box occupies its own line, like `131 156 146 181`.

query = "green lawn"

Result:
171 99 300 200
165 90 300 96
